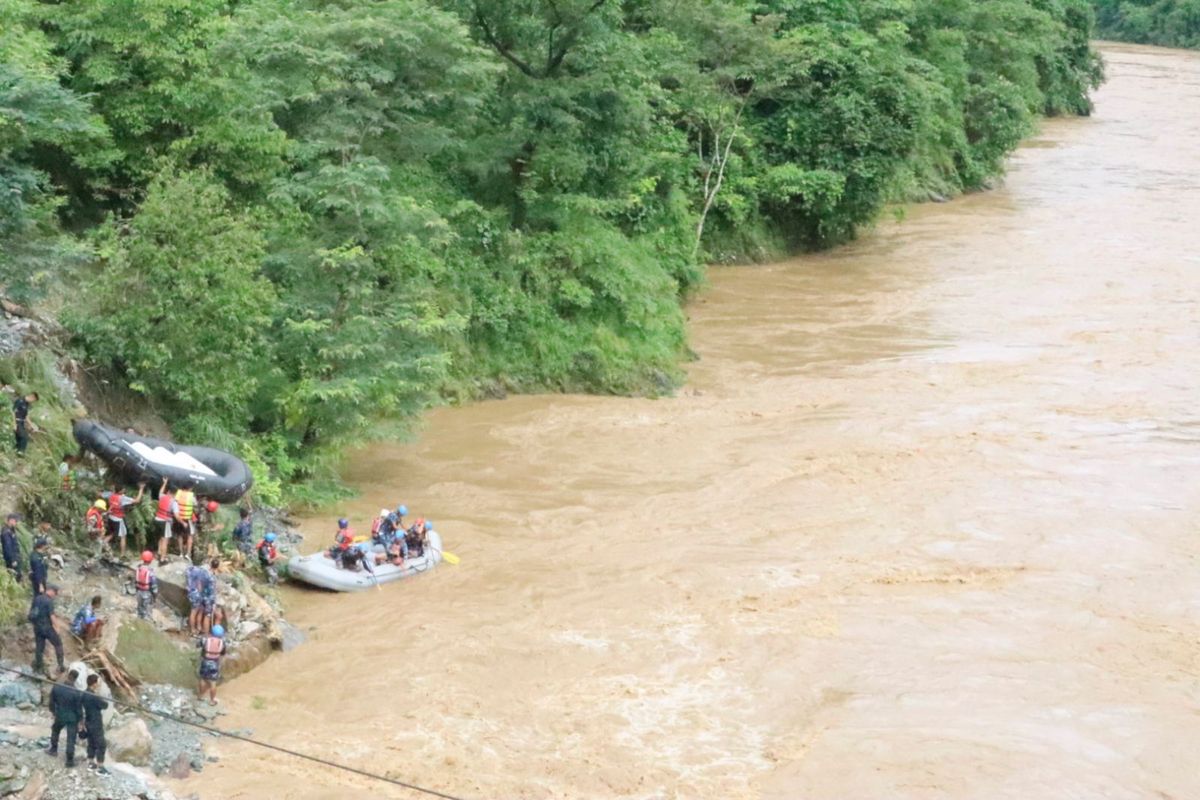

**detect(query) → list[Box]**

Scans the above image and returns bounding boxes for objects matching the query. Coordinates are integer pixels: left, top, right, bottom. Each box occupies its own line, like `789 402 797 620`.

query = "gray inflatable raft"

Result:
286 532 444 592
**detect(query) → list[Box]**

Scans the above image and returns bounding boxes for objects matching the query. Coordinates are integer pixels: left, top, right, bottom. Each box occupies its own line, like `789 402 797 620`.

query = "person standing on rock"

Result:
82 673 110 775
154 478 178 564
135 550 158 619
106 481 145 557
231 507 254 566
11 390 38 456
46 667 83 767
197 624 227 705
28 537 48 595
28 584 64 675
1 512 21 578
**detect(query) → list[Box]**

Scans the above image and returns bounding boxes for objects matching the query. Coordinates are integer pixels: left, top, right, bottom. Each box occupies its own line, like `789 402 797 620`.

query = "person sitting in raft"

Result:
70 595 105 645
406 519 432 558
340 543 376 576
325 518 355 559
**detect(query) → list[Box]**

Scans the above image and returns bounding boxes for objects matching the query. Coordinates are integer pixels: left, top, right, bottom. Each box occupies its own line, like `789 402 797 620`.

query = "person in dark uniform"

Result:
28 537 49 595
1 513 20 578
82 673 110 774
47 668 83 767
11 391 37 455
28 584 64 675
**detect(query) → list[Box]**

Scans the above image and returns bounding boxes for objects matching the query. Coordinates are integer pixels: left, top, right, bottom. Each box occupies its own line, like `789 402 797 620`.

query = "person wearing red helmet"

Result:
134 551 158 619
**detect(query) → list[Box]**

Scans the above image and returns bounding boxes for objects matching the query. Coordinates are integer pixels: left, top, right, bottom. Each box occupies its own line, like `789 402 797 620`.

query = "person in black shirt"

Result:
0 513 20 578
47 668 83 767
11 391 37 455
28 537 48 595
28 585 64 675
82 674 109 774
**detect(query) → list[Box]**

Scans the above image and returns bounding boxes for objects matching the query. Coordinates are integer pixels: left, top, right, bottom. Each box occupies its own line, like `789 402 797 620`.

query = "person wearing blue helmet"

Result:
197 623 227 705
256 532 279 586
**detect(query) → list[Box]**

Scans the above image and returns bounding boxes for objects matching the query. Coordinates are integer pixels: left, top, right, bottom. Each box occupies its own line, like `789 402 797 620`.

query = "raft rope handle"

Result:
0 665 475 800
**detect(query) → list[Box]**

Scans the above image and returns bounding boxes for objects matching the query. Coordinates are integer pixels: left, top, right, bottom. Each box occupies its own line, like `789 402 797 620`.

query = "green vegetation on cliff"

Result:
1 0 1102 498
1092 0 1200 47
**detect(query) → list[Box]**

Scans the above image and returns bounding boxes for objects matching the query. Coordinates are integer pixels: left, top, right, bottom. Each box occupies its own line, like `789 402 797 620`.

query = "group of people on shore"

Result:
325 504 433 572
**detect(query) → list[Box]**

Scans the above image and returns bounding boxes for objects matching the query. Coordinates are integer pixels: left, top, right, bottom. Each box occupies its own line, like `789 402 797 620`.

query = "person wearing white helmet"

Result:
197 624 227 705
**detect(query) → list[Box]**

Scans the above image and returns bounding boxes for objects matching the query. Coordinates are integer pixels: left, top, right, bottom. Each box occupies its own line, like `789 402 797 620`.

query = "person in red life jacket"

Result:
85 500 110 554
134 551 158 620
196 624 227 705
173 482 198 561
105 482 145 557
153 479 178 564
328 518 355 558
256 533 279 586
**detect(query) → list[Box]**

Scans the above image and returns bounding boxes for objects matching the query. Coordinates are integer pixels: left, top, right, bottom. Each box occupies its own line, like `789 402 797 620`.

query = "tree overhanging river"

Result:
186 44 1200 800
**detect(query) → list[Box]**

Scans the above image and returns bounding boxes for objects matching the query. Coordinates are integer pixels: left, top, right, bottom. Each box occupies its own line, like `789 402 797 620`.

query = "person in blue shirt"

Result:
1 513 20 578
231 507 254 560
70 595 105 644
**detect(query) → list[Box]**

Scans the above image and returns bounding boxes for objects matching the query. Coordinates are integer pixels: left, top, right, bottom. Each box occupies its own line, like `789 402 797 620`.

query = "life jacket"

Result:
370 516 382 536
155 492 174 521
109 492 126 519
136 565 154 591
202 636 224 661
336 529 353 550
175 490 196 522
85 507 105 533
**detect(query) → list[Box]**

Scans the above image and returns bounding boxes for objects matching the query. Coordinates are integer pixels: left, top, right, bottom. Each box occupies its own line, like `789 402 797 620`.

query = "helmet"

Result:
265 532 277 543
211 625 225 638
338 518 349 529
206 500 219 513
34 537 48 548
397 505 408 516
93 499 107 510
141 551 154 563
378 508 389 518
424 520 433 531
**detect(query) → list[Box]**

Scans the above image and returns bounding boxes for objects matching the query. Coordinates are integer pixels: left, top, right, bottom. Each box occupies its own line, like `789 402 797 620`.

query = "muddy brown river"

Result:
188 44 1200 799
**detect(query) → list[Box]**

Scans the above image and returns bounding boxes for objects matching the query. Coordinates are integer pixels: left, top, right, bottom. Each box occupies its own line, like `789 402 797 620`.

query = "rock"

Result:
168 753 191 779
0 681 38 708
189 756 204 771
0 767 26 795
15 770 45 800
237 620 261 638
107 718 153 766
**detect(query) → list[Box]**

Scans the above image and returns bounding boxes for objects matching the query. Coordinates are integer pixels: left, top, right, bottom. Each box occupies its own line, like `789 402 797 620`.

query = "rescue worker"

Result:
369 509 389 541
186 560 213 635
82 673 110 774
1 512 20 578
70 595 105 644
197 624 227 704
195 499 222 558
58 453 79 492
11 390 38 456
174 482 198 559
85 499 109 553
406 519 432 559
28 537 49 595
29 584 64 675
105 482 145 557
256 533 279 586
153 479 177 563
47 668 83 767
231 507 253 563
332 518 354 554
135 550 158 619
386 533 405 567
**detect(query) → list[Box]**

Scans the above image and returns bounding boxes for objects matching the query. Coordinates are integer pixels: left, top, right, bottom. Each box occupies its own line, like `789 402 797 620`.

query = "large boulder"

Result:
0 679 38 708
107 717 153 766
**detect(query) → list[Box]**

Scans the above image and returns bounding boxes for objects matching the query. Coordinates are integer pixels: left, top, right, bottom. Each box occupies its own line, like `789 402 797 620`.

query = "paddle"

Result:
442 551 460 565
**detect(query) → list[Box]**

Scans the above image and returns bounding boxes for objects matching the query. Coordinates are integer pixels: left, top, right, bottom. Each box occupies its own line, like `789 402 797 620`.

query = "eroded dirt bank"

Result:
192 43 1200 800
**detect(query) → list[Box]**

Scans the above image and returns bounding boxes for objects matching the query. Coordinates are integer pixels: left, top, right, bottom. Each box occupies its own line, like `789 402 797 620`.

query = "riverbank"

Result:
183 42 1200 800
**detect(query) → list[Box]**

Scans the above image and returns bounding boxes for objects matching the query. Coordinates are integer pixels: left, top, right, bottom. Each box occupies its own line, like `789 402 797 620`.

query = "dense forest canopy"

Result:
1091 0 1200 47
0 0 1102 500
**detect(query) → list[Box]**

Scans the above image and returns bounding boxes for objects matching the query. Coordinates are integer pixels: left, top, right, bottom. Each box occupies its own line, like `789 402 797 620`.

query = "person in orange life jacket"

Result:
256 533 279 586
173 482 198 560
1 513 20 578
105 482 145 557
70 595 105 644
196 624 227 705
134 550 158 619
326 518 354 560
85 499 111 554
153 479 178 563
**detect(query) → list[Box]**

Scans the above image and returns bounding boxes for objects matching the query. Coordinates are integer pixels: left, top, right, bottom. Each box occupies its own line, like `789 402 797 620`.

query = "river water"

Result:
190 44 1200 800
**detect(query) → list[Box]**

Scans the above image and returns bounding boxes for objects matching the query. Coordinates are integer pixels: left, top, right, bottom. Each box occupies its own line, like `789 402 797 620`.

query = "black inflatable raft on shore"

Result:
73 419 253 502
